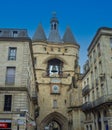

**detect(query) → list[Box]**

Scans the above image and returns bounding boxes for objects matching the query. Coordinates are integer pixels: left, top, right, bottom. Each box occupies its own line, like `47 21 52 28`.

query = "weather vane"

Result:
52 11 56 17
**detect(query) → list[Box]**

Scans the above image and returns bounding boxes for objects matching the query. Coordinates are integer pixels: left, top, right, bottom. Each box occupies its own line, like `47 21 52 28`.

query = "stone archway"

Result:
40 112 68 130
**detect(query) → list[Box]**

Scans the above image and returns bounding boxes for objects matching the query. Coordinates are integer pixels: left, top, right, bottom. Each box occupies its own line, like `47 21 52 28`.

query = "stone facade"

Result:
32 15 83 130
81 28 112 130
0 29 38 130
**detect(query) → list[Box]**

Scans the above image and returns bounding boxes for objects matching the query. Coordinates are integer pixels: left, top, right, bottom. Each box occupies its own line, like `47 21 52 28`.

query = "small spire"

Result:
63 26 77 44
32 24 47 42
47 13 63 43
52 12 56 18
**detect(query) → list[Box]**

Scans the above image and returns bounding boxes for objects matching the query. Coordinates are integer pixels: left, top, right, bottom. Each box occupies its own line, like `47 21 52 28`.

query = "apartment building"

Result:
82 27 112 130
0 29 38 130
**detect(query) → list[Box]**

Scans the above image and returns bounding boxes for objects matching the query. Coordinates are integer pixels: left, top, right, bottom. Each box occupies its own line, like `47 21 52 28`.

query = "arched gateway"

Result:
40 112 68 130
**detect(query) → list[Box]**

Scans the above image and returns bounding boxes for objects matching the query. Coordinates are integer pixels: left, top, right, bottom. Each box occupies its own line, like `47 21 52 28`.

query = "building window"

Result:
92 91 95 101
96 88 99 98
97 43 101 56
8 47 17 60
110 38 112 48
0 30 2 36
95 66 97 79
65 48 67 53
101 84 105 96
88 94 90 102
4 95 12 111
6 67 16 84
91 72 94 85
85 96 87 102
53 100 57 108
51 48 53 51
44 47 46 51
93 50 96 63
58 48 60 52
89 55 92 62
87 78 89 84
13 31 18 37
34 57 37 67
99 61 103 74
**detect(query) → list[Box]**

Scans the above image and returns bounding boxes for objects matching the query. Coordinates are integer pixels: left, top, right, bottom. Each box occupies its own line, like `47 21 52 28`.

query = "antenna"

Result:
52 11 56 18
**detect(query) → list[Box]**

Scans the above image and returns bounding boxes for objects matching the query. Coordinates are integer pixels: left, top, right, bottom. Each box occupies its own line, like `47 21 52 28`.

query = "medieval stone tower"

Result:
32 14 82 130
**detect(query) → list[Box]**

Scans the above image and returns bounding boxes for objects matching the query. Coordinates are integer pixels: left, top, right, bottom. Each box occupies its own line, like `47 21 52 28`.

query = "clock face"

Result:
52 85 59 93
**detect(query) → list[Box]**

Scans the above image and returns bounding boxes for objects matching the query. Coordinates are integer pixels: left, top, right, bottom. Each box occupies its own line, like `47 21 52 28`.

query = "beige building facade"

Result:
0 29 38 130
82 28 112 130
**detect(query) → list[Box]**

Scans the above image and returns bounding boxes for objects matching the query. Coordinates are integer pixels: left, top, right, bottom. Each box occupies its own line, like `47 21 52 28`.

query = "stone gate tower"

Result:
32 14 81 130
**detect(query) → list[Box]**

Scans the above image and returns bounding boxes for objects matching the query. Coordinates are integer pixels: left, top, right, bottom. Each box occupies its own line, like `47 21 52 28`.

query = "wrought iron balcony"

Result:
31 91 38 104
82 84 90 96
82 102 92 111
92 94 112 108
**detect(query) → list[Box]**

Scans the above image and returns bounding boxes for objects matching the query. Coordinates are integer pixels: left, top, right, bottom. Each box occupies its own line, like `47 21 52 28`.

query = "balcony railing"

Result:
42 72 69 78
93 94 112 108
82 101 92 111
82 85 90 96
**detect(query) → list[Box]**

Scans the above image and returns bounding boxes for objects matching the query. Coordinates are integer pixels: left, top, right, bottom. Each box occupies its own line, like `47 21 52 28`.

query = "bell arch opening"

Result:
47 58 63 76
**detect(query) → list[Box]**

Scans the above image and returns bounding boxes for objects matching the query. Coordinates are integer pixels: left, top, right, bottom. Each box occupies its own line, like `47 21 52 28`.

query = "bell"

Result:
51 66 57 72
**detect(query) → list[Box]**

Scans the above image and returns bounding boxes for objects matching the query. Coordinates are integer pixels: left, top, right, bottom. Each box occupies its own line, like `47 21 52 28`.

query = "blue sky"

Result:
0 0 112 71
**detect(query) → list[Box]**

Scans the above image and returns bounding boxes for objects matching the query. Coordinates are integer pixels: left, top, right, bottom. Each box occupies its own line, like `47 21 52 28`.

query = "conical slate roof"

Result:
48 30 63 43
32 24 47 42
63 27 77 44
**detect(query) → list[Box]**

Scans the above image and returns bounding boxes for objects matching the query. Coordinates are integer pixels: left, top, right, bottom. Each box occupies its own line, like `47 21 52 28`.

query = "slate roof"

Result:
63 27 77 44
32 15 79 45
47 15 63 43
32 24 47 42
47 30 63 43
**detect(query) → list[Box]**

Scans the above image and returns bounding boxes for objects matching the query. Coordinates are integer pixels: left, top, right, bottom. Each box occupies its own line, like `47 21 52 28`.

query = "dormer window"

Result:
47 58 63 77
0 30 2 34
13 31 18 37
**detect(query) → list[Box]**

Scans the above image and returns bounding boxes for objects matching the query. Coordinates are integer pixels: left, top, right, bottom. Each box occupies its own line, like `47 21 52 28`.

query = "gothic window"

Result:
47 58 63 76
